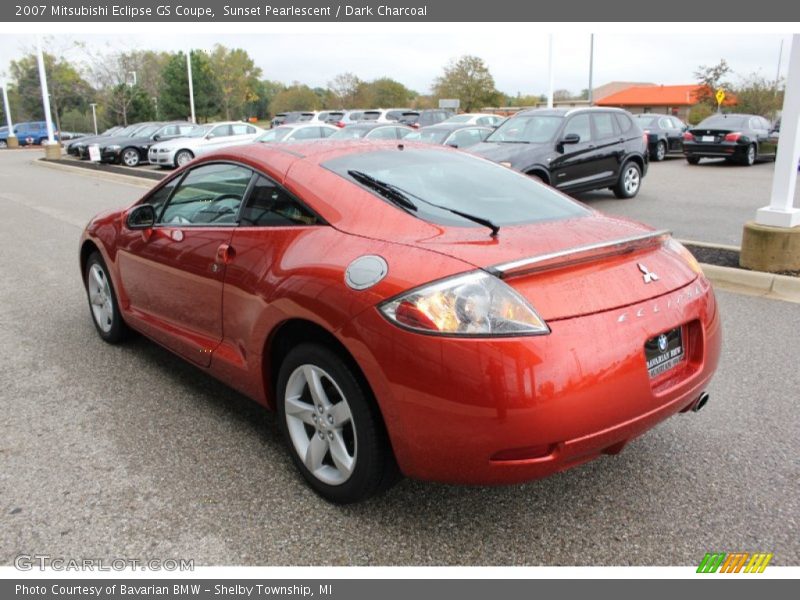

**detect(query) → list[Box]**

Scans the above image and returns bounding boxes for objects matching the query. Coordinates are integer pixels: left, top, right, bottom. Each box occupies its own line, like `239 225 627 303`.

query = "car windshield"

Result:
186 125 211 138
404 129 449 144
256 127 292 142
324 149 589 228
636 116 660 127
114 125 138 136
486 115 563 143
697 115 748 129
330 127 371 139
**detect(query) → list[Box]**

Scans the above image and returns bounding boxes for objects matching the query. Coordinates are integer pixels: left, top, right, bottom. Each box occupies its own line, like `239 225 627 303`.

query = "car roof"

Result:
514 107 627 118
419 123 493 133
276 122 337 130
343 123 408 131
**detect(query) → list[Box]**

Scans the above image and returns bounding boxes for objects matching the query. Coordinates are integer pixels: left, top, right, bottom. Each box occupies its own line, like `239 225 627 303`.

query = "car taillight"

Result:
380 271 549 337
683 132 695 141
335 121 345 128
724 132 742 142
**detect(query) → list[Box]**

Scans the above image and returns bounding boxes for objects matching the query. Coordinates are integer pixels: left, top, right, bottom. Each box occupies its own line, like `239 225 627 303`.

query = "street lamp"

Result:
186 50 196 123
89 102 98 135
35 35 58 157
152 96 158 120
2 81 18 148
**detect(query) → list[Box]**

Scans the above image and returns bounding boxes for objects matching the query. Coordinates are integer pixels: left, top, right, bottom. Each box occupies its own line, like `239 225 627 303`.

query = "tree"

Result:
361 77 413 107
9 52 92 133
246 80 285 119
734 73 783 119
328 72 362 107
553 89 574 101
694 59 732 107
159 51 221 122
209 45 262 120
106 83 155 124
432 55 501 112
270 84 321 113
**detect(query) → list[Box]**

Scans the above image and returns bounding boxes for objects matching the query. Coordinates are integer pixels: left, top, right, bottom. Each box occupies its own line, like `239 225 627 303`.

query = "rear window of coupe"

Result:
323 149 589 228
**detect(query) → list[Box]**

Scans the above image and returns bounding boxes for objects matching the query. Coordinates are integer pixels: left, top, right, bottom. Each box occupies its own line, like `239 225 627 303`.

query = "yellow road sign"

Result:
715 89 726 104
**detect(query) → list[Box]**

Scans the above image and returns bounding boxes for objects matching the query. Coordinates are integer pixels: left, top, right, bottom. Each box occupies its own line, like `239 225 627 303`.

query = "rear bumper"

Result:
341 277 721 485
683 141 746 159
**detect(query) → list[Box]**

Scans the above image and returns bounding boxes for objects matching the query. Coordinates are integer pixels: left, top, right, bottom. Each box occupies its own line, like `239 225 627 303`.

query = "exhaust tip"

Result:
692 392 710 413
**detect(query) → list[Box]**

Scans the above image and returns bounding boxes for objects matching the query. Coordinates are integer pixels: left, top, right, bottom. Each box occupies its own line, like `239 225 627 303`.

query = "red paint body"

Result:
80 140 721 485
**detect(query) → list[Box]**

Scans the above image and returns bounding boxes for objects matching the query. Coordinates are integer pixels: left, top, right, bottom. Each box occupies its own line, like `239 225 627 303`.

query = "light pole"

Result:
89 102 98 135
588 34 595 105
186 50 196 123
36 35 58 156
129 71 137 87
152 96 158 120
2 81 18 148
547 34 554 109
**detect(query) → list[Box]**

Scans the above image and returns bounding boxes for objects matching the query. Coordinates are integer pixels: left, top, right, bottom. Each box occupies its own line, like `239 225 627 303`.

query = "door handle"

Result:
216 243 236 264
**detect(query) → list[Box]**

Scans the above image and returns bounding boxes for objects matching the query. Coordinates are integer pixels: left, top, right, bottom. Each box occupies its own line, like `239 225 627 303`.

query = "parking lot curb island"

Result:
701 262 800 303
740 221 800 272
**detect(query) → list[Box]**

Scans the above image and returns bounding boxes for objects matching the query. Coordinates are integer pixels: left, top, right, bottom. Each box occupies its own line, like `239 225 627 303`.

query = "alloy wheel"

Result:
284 364 357 486
656 141 666 161
623 165 640 195
87 263 114 333
122 149 139 167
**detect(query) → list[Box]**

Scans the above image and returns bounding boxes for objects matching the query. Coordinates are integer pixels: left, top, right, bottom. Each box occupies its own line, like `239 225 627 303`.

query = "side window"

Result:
671 118 685 130
231 124 249 135
246 125 257 134
145 177 179 220
178 125 195 135
291 127 323 140
320 127 335 138
160 163 252 226
368 127 397 140
239 176 319 227
563 114 592 143
592 113 617 139
209 125 230 138
659 118 672 129
614 113 633 133
448 129 483 148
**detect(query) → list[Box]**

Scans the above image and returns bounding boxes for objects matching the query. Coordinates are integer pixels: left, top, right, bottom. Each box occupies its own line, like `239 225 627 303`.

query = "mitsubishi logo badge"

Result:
638 263 659 284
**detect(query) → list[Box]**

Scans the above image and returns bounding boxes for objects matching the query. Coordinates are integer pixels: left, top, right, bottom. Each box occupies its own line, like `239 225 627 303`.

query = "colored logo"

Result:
697 552 773 573
657 334 668 352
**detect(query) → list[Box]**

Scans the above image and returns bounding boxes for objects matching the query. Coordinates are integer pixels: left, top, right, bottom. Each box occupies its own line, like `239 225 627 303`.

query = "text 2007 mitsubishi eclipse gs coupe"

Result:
79 140 721 504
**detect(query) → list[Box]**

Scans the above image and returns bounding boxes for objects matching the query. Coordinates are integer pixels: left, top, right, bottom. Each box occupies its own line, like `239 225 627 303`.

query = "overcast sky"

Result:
0 32 792 96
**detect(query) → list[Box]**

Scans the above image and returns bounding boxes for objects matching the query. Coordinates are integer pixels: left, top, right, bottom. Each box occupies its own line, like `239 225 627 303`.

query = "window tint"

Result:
246 126 256 134
698 115 747 129
614 113 634 133
592 113 617 139
476 116 493 126
386 110 406 121
368 126 398 140
564 114 592 142
658 118 672 129
291 127 324 140
160 163 252 226
240 176 318 227
231 124 250 135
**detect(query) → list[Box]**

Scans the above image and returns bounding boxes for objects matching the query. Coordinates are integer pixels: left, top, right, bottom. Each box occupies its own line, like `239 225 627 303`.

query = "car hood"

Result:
469 141 552 167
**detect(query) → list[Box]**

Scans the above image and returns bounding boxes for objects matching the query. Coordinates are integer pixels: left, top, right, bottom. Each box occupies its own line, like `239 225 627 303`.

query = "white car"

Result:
441 113 505 127
254 123 338 143
148 121 264 168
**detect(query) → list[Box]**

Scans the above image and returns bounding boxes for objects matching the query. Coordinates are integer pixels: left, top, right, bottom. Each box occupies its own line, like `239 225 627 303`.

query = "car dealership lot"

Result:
0 150 798 565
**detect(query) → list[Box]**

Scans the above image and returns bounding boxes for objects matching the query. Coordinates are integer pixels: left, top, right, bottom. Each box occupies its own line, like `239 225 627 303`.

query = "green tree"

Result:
9 52 92 133
106 83 156 124
209 45 262 120
432 55 501 112
734 73 783 119
270 84 321 113
246 80 285 119
159 51 221 122
694 59 732 108
328 72 362 107
353 77 413 108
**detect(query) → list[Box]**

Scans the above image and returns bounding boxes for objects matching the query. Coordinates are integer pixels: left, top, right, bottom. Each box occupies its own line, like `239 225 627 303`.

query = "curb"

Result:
677 238 740 252
34 157 154 188
700 263 800 304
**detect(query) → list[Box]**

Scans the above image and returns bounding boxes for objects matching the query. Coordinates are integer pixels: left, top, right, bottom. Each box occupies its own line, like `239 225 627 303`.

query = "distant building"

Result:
595 84 736 120
592 81 655 102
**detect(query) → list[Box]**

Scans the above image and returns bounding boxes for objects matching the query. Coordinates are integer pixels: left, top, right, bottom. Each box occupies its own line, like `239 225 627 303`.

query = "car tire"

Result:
84 252 129 344
526 172 546 185
653 141 667 162
741 144 756 166
121 148 140 167
687 156 701 165
612 161 642 199
174 150 193 168
276 343 398 504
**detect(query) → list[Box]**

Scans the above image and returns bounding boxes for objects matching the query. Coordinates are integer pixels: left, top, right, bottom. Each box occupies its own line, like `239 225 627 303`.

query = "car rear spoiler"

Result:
486 229 672 280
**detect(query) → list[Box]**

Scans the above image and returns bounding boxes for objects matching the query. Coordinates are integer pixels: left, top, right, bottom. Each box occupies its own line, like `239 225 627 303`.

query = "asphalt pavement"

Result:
0 149 798 566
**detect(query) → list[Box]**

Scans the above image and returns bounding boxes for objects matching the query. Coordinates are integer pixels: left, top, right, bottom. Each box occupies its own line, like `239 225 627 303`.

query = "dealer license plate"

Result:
701 135 715 142
645 327 684 378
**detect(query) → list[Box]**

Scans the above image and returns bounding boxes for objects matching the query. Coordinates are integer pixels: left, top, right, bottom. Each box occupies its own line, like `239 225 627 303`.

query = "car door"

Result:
757 117 778 156
115 162 255 366
749 117 773 156
661 117 682 152
198 124 235 155
550 113 602 191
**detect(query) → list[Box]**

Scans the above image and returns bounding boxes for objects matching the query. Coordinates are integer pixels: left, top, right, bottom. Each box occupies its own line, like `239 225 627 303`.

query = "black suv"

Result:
470 107 648 198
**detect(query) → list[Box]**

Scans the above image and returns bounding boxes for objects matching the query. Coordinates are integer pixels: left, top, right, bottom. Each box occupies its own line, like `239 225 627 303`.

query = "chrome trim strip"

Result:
488 229 672 279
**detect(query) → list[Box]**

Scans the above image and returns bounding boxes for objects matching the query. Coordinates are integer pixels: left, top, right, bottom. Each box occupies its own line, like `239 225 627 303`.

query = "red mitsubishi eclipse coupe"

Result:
80 140 721 503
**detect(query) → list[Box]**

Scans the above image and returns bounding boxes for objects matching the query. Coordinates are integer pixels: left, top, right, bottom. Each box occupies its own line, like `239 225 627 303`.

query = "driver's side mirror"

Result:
153 134 161 141
127 204 156 229
206 133 215 139
560 133 581 145
447 143 459 148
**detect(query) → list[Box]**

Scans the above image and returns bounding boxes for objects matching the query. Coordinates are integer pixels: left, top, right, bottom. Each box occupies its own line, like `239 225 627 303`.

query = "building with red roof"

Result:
595 84 736 120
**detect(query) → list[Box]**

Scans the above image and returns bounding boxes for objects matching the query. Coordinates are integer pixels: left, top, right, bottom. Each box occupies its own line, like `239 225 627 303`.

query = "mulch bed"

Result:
685 243 800 278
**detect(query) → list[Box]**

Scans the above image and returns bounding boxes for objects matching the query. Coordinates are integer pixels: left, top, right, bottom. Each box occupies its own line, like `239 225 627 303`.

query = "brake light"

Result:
683 132 695 141
724 132 742 142
335 121 345 128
